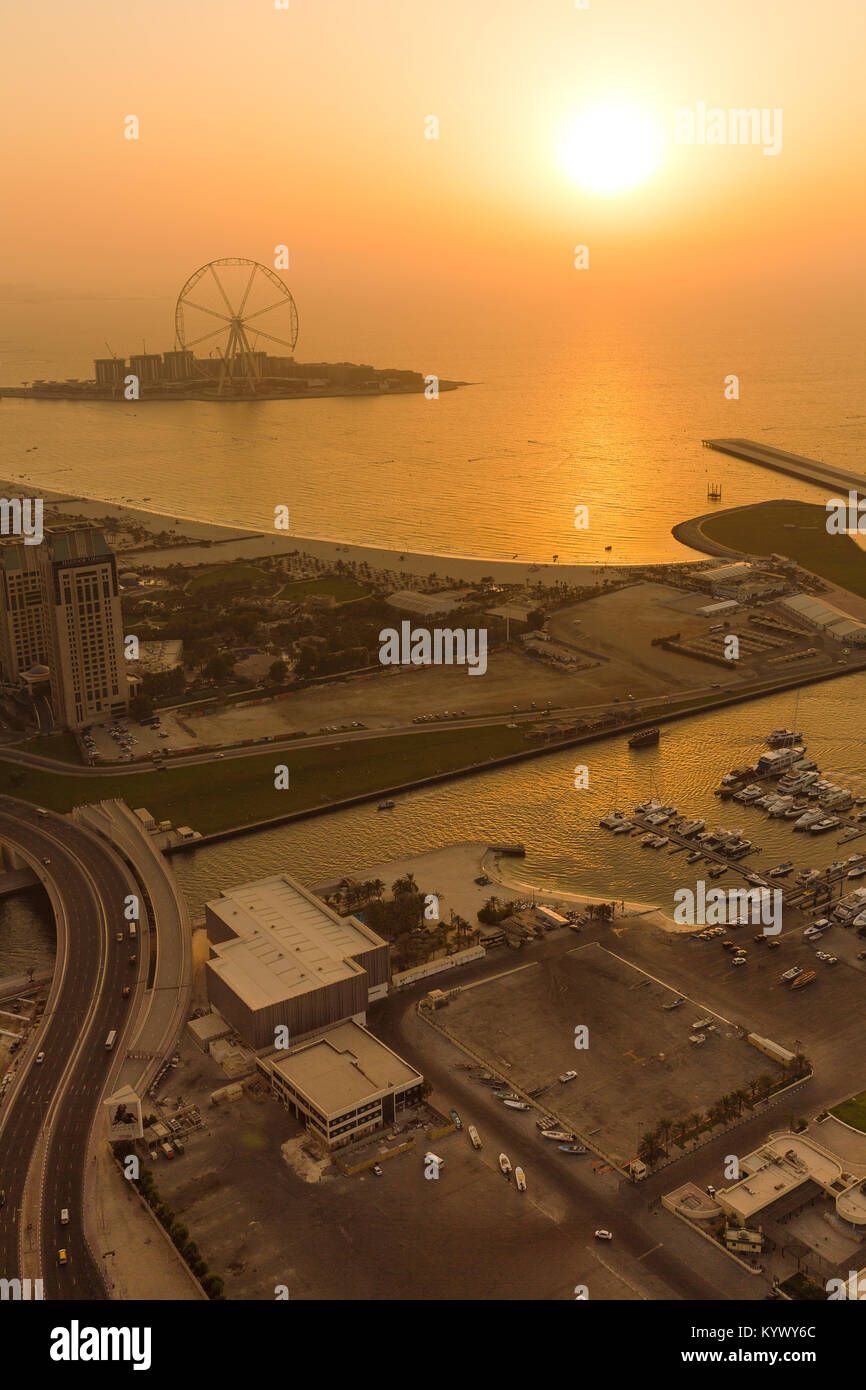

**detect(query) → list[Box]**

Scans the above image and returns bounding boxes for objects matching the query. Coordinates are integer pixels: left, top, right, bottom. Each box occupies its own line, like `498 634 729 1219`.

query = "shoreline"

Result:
0 474 709 582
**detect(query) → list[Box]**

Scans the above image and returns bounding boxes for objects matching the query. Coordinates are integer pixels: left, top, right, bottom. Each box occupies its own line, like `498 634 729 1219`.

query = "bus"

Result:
104 1030 117 1051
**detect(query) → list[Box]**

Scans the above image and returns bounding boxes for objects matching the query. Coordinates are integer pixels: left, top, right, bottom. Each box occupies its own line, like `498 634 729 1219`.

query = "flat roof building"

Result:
256 1020 423 1150
205 874 390 1049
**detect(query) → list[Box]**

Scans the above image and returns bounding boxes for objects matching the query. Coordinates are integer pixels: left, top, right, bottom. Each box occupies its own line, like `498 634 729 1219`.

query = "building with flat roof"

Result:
205 874 390 1049
256 1020 423 1149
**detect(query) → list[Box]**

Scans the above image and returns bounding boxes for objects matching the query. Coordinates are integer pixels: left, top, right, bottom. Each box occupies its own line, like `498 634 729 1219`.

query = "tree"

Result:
129 692 155 720
268 658 289 684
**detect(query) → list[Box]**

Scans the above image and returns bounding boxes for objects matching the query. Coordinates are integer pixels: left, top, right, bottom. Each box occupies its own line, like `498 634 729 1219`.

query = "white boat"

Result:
499 1153 512 1175
810 817 840 834
769 862 794 878
612 820 633 834
678 818 706 837
514 1166 526 1192
540 1129 576 1142
794 809 824 830
768 797 795 817
503 1099 529 1111
734 784 763 803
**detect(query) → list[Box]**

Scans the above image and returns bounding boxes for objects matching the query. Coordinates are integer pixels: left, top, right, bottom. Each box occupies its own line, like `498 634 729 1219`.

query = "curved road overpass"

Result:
0 799 142 1299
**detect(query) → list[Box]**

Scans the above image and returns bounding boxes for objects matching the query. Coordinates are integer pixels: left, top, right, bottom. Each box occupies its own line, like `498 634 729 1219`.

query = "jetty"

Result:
701 439 866 497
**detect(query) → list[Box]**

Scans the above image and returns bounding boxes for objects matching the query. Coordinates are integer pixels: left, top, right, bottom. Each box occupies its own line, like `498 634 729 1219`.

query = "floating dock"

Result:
701 439 866 497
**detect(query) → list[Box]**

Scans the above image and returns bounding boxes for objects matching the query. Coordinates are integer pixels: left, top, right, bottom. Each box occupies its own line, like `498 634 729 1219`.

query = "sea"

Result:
2 312 865 969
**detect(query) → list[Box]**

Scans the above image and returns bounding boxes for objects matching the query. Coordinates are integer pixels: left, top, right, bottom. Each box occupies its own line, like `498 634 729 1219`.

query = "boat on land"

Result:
499 1153 512 1175
449 1109 463 1129
494 1091 520 1101
503 1099 529 1111
558 1142 587 1154
515 1166 527 1192
628 727 659 748
540 1129 575 1142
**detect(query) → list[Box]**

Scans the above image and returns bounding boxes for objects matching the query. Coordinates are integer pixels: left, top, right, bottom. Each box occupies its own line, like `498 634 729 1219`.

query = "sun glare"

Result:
559 104 661 194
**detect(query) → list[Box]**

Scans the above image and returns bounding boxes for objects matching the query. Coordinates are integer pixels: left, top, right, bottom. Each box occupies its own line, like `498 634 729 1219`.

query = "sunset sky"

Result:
3 0 864 370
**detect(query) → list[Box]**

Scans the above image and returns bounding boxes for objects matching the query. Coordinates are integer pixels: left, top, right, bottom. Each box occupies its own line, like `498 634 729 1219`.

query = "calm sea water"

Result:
2 315 864 966
2 317 864 565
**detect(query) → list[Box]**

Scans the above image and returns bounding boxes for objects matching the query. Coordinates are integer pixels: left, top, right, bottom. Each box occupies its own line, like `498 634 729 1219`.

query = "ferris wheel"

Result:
175 258 299 394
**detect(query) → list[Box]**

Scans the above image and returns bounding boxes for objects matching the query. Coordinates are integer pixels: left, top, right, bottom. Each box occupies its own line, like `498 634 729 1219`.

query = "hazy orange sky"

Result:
3 0 865 366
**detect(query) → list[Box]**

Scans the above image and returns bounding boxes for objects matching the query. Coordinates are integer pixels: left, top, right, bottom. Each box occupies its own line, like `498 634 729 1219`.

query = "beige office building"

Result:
0 541 47 683
205 874 390 1050
38 528 128 729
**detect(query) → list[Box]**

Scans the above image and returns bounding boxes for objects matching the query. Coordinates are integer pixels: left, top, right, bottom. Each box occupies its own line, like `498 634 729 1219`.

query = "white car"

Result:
594 1229 613 1241
731 957 746 967
559 1070 578 1083
35 1052 45 1064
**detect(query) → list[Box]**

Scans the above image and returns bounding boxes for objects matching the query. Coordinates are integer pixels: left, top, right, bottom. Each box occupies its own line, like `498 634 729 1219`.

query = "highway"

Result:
0 799 141 1299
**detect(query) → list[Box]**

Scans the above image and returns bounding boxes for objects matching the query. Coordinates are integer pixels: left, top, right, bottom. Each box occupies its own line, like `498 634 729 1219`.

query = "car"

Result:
825 955 838 965
858 951 866 961
559 1070 578 1083
753 933 767 944
116 931 124 942
58 1249 68 1265
372 1165 383 1176
0 1189 5 1207
122 985 131 999
731 957 747 967
215 752 224 759
767 940 781 950
594 1229 613 1241
128 953 137 965
60 1208 69 1225
722 941 736 951
35 1051 45 1064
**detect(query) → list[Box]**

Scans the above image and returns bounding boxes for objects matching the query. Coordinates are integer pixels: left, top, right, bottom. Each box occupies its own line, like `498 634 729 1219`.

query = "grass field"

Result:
14 731 82 764
0 724 527 834
700 502 866 599
277 576 368 603
187 565 276 595
830 1090 866 1133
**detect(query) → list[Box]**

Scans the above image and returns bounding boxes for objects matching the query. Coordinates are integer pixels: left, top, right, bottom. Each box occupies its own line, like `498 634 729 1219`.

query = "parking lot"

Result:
147 1037 633 1300
440 944 777 1164
82 711 198 763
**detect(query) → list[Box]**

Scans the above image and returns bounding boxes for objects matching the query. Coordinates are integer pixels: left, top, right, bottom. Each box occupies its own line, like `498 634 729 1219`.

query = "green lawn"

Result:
187 565 277 595
14 731 82 764
0 724 527 835
830 1090 866 1133
700 502 866 599
277 575 368 603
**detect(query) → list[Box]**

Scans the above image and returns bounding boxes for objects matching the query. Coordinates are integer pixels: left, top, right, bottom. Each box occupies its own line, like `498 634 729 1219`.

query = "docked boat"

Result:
540 1129 576 1142
768 862 794 878
494 1091 520 1101
708 866 727 879
767 797 795 817
766 728 802 747
678 818 706 838
499 1153 512 1175
734 784 763 803
377 800 396 811
628 727 660 748
810 817 840 834
612 820 634 834
686 849 703 864
449 1109 463 1129
558 1142 587 1154
794 808 824 830
514 1166 527 1192
503 1099 529 1111
745 873 769 887
599 811 628 830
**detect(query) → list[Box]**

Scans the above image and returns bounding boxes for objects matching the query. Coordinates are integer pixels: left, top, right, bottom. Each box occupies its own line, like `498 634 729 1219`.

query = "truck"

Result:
160 1142 175 1159
128 923 136 939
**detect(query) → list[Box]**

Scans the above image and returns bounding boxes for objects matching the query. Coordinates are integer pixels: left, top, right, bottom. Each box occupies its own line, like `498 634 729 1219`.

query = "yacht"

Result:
734 784 764 803
677 818 705 838
768 862 794 878
612 819 634 834
599 811 628 829
794 808 824 830
766 728 802 747
768 796 795 817
809 817 841 834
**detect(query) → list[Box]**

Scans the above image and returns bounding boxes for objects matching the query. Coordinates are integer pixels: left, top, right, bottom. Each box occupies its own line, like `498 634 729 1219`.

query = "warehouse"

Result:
781 594 866 645
205 874 390 1049
256 1020 423 1149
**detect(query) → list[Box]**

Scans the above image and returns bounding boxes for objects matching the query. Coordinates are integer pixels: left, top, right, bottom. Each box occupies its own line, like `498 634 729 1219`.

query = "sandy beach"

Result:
0 475 704 586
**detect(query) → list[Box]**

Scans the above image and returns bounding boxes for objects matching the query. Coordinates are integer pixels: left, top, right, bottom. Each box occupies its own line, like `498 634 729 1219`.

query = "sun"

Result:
559 104 661 194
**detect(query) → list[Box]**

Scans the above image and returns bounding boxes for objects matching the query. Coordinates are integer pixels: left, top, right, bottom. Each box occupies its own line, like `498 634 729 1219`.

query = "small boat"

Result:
503 1099 529 1111
468 1125 482 1150
769 862 794 878
377 800 396 811
449 1108 463 1129
628 727 659 748
494 1091 520 1101
558 1142 587 1154
612 820 634 834
708 866 727 879
514 1166 526 1191
686 850 703 864
499 1153 512 1175
540 1129 575 1142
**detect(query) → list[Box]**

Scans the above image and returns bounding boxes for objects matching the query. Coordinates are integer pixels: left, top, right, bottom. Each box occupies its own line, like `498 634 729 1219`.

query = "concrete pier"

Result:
702 439 865 496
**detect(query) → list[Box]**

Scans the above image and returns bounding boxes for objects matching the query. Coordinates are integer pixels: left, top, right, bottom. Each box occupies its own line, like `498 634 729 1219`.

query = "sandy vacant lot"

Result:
442 943 777 1164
